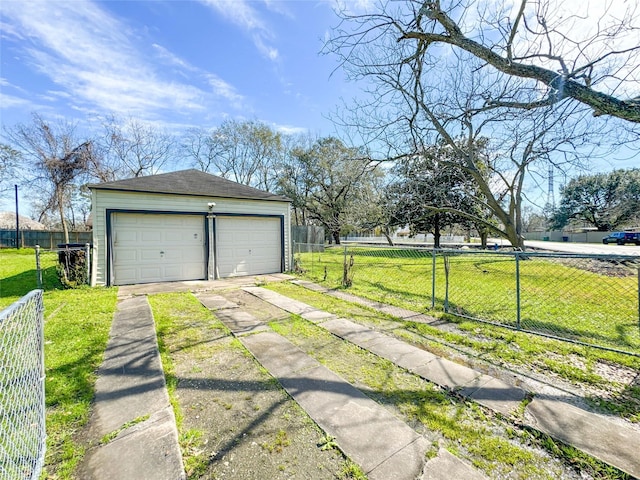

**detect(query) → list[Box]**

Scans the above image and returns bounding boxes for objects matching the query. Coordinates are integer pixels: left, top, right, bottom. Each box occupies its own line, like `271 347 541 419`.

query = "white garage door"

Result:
112 213 206 285
216 216 281 277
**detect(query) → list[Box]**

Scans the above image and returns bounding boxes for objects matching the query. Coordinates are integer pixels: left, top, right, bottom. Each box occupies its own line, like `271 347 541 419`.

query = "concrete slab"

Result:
117 273 294 297
244 286 315 315
410 357 482 390
294 281 442 325
277 365 427 480
212 309 270 336
196 293 238 311
459 375 527 416
378 305 426 319
211 293 489 479
320 317 439 368
78 408 184 480
526 398 640 478
241 331 321 377
322 318 385 345
78 295 184 479
422 449 487 480
290 279 329 292
88 296 169 438
367 338 439 370
403 313 440 325
300 309 337 323
367 437 431 480
326 289 383 309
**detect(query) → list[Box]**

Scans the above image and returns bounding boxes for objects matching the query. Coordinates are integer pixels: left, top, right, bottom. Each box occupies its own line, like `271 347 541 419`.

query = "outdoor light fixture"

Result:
207 202 216 211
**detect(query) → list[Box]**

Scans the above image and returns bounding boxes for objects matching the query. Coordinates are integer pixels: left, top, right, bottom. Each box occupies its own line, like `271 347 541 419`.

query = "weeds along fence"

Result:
0 290 46 480
292 242 640 356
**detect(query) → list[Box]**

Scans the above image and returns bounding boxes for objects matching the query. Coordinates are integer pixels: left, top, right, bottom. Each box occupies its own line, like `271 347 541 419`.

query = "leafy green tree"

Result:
551 169 640 231
279 137 378 244
386 142 494 248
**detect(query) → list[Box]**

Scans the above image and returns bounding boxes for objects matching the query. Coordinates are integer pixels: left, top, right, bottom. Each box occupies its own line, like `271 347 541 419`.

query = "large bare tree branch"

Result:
395 2 640 122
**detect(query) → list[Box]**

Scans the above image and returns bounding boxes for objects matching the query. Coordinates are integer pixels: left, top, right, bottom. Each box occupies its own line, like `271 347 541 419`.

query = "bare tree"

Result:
182 120 283 192
4 113 95 243
0 143 21 195
181 127 224 174
100 116 176 179
332 1 640 122
327 1 619 248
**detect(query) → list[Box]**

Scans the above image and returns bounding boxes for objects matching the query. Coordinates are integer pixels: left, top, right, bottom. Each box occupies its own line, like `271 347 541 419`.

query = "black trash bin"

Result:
58 243 92 283
562 236 569 242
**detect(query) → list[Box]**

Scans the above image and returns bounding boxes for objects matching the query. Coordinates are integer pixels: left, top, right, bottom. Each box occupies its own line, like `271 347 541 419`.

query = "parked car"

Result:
602 231 640 245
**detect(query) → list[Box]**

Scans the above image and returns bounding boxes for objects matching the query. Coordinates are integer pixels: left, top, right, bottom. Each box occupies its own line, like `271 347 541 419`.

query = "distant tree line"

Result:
2 112 639 247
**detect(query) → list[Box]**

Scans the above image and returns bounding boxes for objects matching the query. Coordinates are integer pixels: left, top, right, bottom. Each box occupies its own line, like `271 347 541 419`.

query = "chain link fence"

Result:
292 243 640 356
0 290 46 480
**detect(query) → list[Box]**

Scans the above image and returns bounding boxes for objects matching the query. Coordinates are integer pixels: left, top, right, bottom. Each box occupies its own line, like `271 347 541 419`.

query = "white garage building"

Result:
89 169 291 286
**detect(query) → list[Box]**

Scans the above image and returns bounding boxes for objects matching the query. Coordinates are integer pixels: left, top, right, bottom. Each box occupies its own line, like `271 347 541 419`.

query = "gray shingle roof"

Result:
88 169 290 202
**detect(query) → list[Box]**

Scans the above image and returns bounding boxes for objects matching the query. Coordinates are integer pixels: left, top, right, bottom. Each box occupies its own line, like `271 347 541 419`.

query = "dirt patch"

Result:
549 256 639 277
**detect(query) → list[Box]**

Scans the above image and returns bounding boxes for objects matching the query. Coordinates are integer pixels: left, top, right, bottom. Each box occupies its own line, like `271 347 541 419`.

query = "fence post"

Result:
431 250 436 309
443 252 450 313
515 251 521 330
35 245 42 289
85 243 91 285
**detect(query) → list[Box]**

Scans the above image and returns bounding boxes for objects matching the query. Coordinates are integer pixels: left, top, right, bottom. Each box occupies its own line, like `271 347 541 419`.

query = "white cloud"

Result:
272 123 309 135
199 0 280 60
0 0 246 122
0 92 34 110
329 0 378 15
205 74 244 105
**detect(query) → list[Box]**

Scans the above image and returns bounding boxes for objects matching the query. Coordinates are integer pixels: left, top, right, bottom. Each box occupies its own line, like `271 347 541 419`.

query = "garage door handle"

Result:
160 251 165 256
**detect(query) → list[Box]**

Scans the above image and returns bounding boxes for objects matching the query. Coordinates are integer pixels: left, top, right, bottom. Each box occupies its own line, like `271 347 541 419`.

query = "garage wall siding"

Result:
91 189 291 286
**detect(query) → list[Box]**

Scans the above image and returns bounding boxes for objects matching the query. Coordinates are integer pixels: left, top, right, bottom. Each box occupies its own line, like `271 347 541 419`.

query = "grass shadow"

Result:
0 266 62 298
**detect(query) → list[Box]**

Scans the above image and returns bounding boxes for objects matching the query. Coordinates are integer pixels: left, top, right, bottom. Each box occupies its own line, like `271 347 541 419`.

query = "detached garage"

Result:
89 169 291 286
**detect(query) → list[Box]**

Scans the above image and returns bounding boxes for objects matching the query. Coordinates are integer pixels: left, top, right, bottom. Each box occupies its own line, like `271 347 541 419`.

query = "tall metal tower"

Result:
546 166 555 210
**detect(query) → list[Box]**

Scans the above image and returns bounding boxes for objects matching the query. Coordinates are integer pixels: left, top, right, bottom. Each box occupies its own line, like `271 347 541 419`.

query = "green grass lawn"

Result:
0 248 117 479
296 246 640 354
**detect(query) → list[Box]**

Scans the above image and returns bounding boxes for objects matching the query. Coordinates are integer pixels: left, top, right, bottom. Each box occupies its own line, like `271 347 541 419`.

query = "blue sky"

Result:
0 0 365 136
1 0 638 215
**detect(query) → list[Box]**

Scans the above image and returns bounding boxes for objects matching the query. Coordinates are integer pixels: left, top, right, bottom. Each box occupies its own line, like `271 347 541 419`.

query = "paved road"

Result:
524 240 640 256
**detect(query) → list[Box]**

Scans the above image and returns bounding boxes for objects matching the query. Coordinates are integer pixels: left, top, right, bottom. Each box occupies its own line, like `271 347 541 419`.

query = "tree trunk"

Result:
433 215 441 248
332 230 341 245
382 228 394 246
58 189 70 244
480 231 488 249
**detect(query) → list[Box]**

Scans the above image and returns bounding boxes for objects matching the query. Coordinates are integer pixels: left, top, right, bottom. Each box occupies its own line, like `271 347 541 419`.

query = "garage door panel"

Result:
113 213 206 285
216 217 281 278
115 248 138 262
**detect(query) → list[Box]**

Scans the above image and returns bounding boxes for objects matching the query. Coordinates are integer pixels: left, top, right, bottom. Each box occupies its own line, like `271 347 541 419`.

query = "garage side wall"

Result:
91 189 291 286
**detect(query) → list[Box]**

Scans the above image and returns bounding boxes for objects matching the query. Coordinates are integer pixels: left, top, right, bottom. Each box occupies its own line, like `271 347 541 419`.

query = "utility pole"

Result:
15 184 20 249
